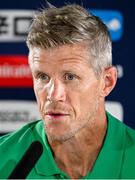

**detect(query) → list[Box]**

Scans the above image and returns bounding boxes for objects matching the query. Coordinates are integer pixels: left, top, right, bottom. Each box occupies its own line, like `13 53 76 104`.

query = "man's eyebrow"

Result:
61 70 77 74
33 70 45 75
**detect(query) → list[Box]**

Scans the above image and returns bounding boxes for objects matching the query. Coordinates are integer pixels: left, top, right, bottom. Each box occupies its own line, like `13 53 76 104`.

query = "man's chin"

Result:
44 120 73 141
46 130 75 142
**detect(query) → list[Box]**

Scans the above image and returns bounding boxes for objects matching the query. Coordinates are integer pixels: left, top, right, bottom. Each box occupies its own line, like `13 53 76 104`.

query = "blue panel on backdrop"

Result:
89 9 123 41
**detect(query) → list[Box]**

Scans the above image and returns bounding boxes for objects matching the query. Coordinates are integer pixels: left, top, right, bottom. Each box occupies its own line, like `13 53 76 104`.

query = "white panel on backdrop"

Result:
0 100 40 132
0 10 34 42
105 101 123 121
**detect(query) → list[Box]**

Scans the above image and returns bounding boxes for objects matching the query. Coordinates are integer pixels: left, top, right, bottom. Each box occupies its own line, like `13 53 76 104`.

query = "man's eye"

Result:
37 73 50 81
65 73 76 81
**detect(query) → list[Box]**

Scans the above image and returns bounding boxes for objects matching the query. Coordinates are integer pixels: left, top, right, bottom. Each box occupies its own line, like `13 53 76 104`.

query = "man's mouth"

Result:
45 111 69 119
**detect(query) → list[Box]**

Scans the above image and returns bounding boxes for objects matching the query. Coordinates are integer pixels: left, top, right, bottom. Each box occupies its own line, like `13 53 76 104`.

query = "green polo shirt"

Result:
0 112 135 179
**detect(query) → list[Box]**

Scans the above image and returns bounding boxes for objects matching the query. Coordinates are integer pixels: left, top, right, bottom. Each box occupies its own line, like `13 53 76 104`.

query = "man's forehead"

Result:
29 43 90 62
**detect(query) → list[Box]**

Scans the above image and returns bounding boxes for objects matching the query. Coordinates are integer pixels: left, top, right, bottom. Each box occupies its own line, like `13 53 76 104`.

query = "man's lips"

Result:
45 111 69 118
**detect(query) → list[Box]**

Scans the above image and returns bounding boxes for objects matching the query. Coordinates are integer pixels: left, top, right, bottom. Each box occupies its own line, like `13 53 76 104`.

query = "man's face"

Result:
29 43 105 141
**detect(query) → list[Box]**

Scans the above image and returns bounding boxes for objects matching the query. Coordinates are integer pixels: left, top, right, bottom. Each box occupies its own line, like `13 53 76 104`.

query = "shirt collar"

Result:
86 112 125 178
32 121 61 176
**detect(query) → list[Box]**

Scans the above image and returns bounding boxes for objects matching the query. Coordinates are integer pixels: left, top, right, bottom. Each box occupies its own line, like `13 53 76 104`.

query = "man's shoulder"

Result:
106 112 135 178
0 120 42 147
107 112 135 139
111 116 135 178
0 120 44 178
107 112 135 150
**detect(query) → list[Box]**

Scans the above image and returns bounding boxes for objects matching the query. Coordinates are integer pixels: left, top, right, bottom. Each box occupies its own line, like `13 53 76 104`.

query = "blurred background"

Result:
0 0 135 135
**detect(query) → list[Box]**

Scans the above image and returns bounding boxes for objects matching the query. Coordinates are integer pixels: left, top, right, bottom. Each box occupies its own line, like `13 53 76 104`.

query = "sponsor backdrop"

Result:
0 0 135 134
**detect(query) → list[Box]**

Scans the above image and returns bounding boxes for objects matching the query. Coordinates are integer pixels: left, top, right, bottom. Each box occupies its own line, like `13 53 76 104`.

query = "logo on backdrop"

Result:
0 100 40 133
0 56 32 87
0 10 33 42
88 9 123 41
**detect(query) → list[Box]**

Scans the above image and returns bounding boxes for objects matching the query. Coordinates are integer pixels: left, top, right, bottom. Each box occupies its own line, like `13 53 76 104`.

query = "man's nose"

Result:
47 80 66 102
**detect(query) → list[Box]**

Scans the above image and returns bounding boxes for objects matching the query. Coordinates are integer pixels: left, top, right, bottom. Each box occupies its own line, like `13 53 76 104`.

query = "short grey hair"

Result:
27 4 112 77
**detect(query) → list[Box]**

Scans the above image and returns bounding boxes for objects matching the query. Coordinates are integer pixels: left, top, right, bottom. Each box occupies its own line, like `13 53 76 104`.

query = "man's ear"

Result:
101 66 117 97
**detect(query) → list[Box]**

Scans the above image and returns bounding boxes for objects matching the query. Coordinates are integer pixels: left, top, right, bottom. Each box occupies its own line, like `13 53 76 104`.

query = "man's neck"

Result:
48 113 107 179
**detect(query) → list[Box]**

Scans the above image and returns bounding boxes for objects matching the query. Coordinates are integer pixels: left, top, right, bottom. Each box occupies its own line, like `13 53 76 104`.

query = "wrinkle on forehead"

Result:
29 43 91 64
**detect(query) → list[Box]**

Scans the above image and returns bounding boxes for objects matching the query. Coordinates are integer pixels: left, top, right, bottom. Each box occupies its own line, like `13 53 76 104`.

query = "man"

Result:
0 4 135 179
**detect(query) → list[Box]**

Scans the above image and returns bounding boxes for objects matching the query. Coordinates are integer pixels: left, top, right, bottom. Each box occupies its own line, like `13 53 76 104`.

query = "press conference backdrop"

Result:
0 0 135 134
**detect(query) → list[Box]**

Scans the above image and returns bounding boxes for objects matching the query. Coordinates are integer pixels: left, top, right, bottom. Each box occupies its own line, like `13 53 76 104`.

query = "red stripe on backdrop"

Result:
0 55 33 87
